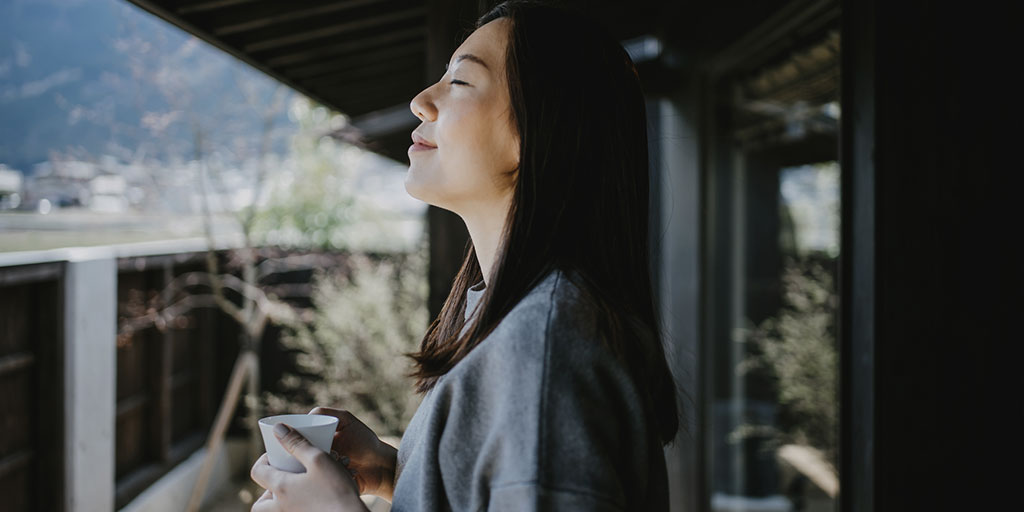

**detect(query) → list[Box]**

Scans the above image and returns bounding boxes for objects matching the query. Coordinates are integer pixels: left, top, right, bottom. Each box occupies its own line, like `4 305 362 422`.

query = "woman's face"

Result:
406 18 519 217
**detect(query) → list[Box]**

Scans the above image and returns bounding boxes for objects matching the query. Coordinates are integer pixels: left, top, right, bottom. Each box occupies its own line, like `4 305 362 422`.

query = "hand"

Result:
253 489 273 508
308 407 398 501
250 423 368 512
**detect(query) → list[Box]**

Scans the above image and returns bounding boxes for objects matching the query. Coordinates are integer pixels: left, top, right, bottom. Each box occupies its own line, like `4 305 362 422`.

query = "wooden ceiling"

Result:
125 1 429 118
122 0 801 163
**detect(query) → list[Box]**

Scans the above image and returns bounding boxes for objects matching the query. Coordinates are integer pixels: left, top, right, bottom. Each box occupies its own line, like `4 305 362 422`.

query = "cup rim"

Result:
258 413 339 428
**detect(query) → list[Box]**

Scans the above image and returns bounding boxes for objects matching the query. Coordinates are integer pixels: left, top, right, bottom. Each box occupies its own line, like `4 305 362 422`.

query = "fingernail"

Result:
330 450 340 460
273 423 290 437
340 456 350 465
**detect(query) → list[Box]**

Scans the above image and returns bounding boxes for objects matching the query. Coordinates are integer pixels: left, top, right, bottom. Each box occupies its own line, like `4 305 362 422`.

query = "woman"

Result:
249 1 680 510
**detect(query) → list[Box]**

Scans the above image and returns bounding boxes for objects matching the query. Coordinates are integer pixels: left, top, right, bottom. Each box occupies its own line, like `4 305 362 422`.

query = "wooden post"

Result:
840 0 1016 509
63 250 117 511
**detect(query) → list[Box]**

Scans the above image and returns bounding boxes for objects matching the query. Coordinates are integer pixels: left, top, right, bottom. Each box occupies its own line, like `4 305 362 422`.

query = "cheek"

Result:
481 116 519 191
440 106 508 178
454 106 517 173
481 100 518 169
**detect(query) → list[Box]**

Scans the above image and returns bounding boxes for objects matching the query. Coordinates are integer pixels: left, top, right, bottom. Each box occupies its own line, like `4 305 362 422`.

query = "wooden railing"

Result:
0 240 262 511
113 251 245 508
0 261 65 512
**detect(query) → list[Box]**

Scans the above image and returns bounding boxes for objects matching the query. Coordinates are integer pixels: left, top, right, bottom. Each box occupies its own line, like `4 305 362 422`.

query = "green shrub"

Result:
742 254 838 468
263 241 428 437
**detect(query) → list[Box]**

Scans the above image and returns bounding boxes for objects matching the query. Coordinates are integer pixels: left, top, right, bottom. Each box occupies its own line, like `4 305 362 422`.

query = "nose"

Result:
410 85 437 122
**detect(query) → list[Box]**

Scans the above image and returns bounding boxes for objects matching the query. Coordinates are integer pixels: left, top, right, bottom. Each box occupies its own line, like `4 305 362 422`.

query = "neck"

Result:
460 196 512 288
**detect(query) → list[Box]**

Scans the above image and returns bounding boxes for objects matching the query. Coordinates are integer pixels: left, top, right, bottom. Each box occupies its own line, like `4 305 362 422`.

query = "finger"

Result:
330 450 351 467
255 489 273 503
273 423 327 470
250 453 286 492
251 494 281 512
249 453 269 487
308 407 356 429
343 466 359 491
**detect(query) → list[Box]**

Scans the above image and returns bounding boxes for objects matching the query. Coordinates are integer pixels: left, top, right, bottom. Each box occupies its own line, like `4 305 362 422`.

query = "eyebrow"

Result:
446 53 490 72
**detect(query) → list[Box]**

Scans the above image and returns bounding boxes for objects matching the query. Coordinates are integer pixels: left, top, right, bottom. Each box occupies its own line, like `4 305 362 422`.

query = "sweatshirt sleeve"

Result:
524 300 654 511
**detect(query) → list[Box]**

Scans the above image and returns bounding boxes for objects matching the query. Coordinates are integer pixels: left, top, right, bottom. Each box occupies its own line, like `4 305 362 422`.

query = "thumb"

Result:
273 423 324 470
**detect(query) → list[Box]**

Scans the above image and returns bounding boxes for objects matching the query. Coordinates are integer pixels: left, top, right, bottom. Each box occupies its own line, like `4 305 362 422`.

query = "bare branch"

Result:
118 285 314 345
262 282 313 299
118 293 222 344
256 253 341 280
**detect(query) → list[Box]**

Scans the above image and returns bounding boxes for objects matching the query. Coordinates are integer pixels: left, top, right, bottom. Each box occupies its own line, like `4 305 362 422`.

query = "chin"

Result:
405 179 464 215
405 164 469 213
403 173 424 200
404 171 439 206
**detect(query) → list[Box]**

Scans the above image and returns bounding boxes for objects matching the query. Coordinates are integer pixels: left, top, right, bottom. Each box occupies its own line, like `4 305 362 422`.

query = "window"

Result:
704 28 840 512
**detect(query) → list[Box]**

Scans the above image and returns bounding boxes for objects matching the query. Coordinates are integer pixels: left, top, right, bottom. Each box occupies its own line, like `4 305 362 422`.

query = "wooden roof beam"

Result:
262 26 426 68
282 42 423 80
242 8 426 53
212 0 380 37
176 0 261 15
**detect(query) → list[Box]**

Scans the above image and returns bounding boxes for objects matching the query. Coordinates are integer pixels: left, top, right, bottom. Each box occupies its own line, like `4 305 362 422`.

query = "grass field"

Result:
0 209 425 254
0 210 231 253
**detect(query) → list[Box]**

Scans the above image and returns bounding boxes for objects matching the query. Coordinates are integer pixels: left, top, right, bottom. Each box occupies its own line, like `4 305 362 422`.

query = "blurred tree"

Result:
98 15 424 509
108 26 351 512
738 253 838 479
264 243 429 438
248 97 356 250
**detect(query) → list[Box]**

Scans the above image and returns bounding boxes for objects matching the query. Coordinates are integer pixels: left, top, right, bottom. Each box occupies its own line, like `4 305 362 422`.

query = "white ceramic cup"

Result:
258 414 339 473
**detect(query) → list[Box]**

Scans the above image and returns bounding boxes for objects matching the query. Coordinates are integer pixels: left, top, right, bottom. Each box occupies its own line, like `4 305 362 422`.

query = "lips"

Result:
409 132 437 154
411 132 437 148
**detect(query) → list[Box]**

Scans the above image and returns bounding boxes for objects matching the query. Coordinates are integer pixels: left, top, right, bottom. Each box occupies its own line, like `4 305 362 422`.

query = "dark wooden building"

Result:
0 0 1013 510
122 0 1021 510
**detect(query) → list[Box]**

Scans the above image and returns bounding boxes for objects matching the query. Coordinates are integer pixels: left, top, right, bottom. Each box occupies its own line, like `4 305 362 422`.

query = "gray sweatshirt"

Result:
392 269 669 511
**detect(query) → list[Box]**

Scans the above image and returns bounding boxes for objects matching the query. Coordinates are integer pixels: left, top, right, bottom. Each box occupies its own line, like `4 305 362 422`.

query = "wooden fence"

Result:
113 253 244 508
0 241 331 511
0 262 65 511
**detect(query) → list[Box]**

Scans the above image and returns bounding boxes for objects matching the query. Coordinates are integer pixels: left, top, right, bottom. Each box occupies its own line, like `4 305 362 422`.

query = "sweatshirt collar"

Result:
464 279 486 321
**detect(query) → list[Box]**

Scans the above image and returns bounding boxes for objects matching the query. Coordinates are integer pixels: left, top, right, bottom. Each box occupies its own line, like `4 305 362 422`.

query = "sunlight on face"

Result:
406 18 519 217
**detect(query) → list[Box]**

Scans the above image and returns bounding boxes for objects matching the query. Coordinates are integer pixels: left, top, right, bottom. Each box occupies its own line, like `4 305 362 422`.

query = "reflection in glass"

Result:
707 29 840 512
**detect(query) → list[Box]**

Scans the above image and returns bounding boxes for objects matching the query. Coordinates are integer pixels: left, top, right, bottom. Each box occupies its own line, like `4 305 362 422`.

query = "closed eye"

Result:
450 79 469 86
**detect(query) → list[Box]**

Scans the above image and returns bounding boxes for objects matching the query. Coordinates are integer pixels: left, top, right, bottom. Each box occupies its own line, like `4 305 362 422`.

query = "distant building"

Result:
0 164 24 210
23 159 94 210
89 174 129 213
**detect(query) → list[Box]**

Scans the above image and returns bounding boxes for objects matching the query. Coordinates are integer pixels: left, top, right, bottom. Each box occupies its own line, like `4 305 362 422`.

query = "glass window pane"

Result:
706 29 840 512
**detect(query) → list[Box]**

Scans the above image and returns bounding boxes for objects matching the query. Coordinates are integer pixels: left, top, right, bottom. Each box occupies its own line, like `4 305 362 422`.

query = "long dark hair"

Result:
409 0 680 444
